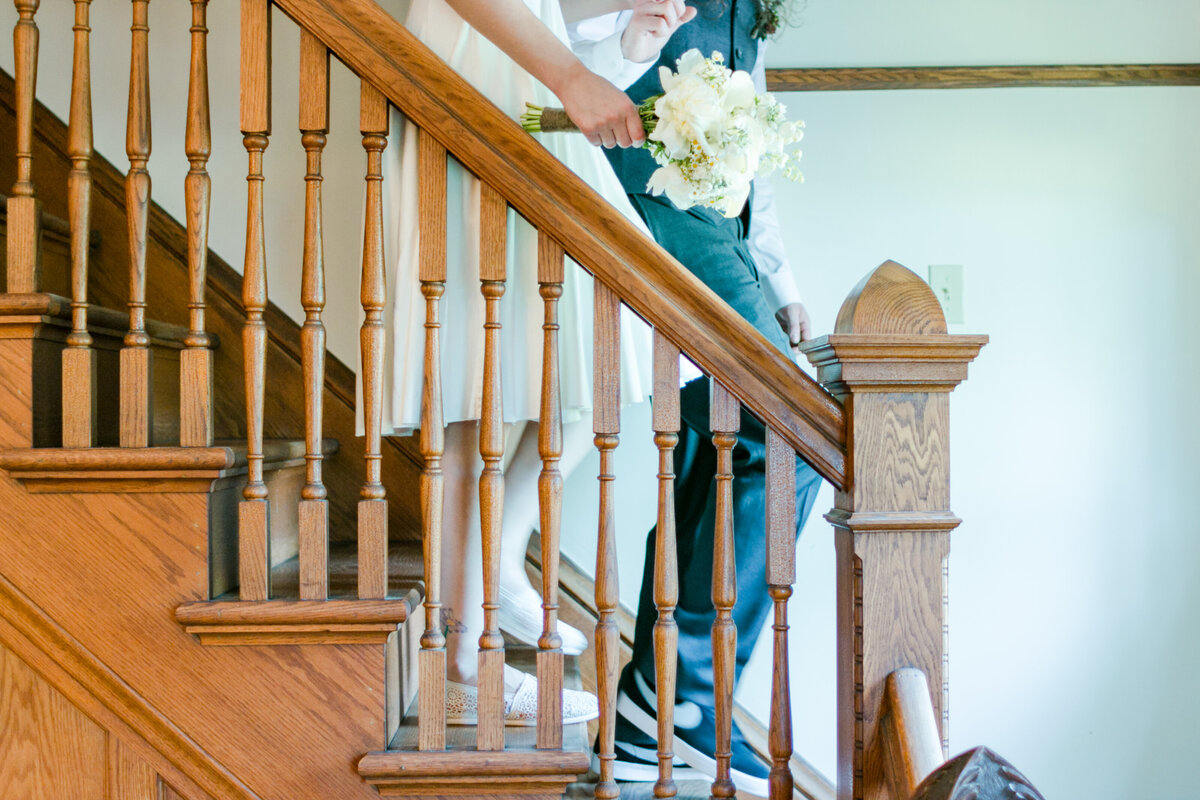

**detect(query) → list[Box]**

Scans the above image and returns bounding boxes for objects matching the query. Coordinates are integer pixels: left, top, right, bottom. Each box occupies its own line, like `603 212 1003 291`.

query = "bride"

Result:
369 0 694 724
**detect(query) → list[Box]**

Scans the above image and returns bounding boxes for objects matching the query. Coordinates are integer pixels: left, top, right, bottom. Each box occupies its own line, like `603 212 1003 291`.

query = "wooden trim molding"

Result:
0 439 318 493
175 591 420 646
766 63 1200 92
0 573 261 800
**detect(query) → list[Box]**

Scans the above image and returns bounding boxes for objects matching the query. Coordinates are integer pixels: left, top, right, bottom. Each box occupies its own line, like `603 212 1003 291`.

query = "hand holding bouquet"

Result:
522 49 804 218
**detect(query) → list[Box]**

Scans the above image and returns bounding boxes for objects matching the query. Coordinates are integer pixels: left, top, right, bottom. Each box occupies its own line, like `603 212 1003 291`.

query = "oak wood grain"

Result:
766 63 1200 93
881 669 943 800
110 736 158 800
357 81 390 600
535 230 565 749
0 639 107 799
651 331 680 796
417 128 447 751
5 1 40 294
766 429 796 800
298 29 331 601
709 381 740 800
805 263 985 800
476 181 507 750
180 0 214 448
592 281 620 799
120 0 153 448
61 0 95 448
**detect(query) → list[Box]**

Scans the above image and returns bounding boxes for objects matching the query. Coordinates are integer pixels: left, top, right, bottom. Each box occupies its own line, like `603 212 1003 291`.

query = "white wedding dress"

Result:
363 0 653 435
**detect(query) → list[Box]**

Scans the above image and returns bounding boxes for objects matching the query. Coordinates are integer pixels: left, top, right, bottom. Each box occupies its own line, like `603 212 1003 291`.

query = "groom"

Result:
570 1 823 795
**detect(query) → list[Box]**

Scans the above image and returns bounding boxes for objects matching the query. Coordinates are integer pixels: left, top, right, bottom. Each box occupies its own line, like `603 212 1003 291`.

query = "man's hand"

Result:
558 62 646 148
621 0 698 64
776 302 812 356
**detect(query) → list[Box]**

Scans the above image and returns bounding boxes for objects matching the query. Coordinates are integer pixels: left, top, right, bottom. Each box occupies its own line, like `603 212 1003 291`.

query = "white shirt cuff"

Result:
763 269 802 310
566 12 655 91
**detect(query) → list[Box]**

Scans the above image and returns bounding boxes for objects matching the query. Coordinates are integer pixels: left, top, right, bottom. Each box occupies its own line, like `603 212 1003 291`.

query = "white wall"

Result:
5 3 1199 799
572 4 1200 799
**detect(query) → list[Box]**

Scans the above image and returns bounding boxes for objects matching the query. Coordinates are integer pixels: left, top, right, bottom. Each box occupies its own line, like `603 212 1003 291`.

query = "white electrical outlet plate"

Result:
928 264 964 324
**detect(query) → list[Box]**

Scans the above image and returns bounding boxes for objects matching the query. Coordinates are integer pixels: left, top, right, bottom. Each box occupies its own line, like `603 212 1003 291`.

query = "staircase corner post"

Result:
802 261 986 800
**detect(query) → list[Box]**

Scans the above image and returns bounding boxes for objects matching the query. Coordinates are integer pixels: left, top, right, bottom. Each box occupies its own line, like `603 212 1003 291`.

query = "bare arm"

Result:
442 0 644 147
559 0 634 24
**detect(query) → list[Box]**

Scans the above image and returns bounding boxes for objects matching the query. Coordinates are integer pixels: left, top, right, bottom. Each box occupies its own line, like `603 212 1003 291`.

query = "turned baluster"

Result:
710 381 740 800
6 0 41 294
120 0 153 448
535 230 565 750
593 282 621 800
417 128 448 751
357 83 389 600
297 31 330 601
238 0 271 601
652 332 681 799
62 0 95 448
476 182 507 750
180 0 213 447
765 428 797 800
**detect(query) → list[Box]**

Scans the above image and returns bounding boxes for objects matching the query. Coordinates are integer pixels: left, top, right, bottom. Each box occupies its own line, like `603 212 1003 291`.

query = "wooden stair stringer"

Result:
0 467 403 799
0 572 261 800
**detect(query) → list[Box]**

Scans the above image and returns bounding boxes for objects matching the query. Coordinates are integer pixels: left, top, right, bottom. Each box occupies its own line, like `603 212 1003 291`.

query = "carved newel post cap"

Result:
800 260 988 394
835 260 947 335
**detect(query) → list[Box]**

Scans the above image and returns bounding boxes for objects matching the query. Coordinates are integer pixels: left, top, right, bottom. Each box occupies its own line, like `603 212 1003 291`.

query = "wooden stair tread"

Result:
0 437 324 471
176 542 424 645
361 648 590 792
0 291 207 349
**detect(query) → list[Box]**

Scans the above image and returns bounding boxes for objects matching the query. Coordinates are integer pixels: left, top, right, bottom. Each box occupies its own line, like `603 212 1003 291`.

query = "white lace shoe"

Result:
445 672 599 726
498 584 589 656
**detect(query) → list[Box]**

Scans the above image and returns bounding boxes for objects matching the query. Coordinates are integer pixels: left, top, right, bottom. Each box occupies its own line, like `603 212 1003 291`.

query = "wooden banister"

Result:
270 0 848 488
882 669 944 800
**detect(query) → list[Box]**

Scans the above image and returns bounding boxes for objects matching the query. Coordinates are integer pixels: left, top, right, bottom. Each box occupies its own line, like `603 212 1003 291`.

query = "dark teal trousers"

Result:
625 193 823 706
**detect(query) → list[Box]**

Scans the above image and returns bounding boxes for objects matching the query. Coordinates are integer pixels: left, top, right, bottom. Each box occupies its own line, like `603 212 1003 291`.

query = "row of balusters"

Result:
8 0 215 448
9 2 800 797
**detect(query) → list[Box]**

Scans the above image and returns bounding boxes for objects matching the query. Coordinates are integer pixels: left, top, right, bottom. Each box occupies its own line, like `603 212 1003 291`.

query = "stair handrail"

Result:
273 0 848 487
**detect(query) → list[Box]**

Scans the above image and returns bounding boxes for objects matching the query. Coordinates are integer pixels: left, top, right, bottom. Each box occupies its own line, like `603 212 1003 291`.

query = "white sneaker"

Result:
445 672 598 726
498 583 589 656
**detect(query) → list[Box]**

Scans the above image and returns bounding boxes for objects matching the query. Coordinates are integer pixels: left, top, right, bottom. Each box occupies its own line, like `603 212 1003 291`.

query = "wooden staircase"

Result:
0 2 1047 800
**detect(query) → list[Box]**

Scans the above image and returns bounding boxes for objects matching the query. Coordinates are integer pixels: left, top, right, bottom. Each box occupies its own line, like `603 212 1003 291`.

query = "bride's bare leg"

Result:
441 420 485 685
497 413 595 650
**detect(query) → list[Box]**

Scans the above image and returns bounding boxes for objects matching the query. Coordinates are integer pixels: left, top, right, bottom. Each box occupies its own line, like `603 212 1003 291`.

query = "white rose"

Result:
647 163 696 210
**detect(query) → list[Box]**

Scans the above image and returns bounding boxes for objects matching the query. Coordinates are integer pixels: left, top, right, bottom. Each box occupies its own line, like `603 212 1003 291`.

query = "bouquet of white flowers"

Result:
522 49 804 218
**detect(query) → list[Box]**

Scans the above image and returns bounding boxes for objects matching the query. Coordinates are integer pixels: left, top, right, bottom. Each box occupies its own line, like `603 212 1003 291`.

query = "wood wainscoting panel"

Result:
0 640 108 798
0 474 393 799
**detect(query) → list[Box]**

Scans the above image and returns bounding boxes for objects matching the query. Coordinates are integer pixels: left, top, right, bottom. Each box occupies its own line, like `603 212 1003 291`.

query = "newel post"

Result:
802 262 986 800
